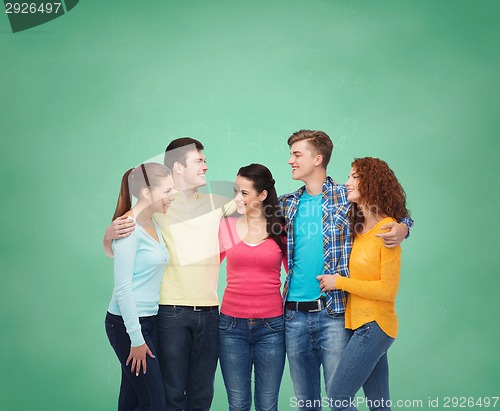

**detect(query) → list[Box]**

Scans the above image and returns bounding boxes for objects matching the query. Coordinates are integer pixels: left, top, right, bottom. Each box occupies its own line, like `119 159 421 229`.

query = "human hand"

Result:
375 221 408 248
104 215 136 240
126 343 155 376
316 274 340 293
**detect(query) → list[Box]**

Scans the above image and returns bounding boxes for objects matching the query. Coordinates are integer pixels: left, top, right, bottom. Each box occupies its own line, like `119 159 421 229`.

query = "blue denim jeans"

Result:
105 312 166 411
219 313 286 411
285 308 352 411
331 321 395 411
156 305 219 411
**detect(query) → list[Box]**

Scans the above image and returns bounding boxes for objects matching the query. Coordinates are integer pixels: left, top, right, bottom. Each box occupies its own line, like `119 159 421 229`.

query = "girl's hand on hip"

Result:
126 343 155 376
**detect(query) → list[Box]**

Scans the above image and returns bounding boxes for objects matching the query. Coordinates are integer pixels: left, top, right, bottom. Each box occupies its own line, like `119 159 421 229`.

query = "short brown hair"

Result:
287 129 333 169
164 137 204 170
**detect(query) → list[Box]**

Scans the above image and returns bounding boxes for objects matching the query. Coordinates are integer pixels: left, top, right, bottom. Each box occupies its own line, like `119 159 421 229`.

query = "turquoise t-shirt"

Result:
287 191 325 301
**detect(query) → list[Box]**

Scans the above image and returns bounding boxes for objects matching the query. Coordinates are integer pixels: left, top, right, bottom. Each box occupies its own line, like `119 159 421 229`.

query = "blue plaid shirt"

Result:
280 176 413 314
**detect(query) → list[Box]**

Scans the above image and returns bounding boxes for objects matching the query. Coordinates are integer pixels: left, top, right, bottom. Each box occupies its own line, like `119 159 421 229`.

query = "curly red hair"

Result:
350 157 409 234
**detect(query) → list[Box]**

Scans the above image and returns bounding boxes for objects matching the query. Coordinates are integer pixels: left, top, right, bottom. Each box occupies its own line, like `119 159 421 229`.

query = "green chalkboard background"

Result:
1 1 499 410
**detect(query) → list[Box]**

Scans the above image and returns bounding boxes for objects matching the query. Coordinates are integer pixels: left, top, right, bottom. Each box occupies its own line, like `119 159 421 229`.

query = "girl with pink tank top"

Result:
218 163 287 411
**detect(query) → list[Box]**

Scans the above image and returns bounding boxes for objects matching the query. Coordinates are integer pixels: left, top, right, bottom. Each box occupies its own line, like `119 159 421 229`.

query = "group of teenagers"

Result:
102 129 413 411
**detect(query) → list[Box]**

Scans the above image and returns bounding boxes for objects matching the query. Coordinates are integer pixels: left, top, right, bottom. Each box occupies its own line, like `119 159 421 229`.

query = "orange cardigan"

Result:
336 217 401 338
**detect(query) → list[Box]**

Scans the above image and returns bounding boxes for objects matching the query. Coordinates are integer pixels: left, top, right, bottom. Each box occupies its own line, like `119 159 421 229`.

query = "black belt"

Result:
169 305 219 312
285 297 326 312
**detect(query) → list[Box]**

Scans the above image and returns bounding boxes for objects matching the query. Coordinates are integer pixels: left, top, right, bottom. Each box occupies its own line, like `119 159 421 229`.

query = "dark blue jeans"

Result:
105 312 166 411
331 321 395 411
157 305 219 411
219 313 286 411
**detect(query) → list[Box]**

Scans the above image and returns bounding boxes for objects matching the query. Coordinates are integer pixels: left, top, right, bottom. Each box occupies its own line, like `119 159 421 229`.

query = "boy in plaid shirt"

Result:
280 130 412 411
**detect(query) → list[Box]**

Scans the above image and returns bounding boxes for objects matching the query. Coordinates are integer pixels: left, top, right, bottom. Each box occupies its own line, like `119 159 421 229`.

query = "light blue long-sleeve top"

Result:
108 219 169 346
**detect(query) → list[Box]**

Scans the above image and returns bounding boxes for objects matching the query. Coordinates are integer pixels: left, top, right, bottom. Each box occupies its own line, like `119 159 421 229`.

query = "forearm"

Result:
400 216 413 239
338 245 401 301
113 235 142 345
114 275 143 346
336 276 398 302
116 296 144 347
103 237 114 257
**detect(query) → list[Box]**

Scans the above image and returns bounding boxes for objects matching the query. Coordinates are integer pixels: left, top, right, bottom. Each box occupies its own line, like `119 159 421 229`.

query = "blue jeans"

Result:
156 305 219 411
219 313 286 411
331 321 395 411
105 312 166 411
285 308 352 411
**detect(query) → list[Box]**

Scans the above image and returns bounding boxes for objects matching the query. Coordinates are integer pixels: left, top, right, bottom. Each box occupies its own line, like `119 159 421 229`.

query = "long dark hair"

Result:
349 157 409 235
237 164 286 255
112 163 171 221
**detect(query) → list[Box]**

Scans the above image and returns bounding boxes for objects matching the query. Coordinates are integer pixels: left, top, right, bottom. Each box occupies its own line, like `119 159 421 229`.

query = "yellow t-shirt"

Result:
154 191 236 306
336 217 401 338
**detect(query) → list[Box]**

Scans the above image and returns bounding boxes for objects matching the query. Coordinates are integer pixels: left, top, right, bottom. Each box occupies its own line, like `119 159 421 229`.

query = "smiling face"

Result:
180 149 208 188
345 167 361 204
288 140 321 182
233 175 267 215
148 175 175 213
